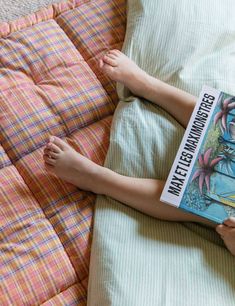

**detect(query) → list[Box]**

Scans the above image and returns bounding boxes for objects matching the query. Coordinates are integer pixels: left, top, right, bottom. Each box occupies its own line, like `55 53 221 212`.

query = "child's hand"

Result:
216 217 235 256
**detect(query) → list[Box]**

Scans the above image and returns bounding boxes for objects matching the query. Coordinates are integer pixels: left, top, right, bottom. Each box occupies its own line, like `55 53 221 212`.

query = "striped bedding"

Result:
88 1 235 305
0 0 126 305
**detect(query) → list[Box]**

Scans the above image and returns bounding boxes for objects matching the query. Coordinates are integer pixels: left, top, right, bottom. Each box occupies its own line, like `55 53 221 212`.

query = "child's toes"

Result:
103 55 118 67
43 148 50 156
44 149 59 159
106 52 117 60
99 58 104 69
101 62 115 75
109 49 121 56
43 154 56 166
46 142 61 153
50 136 69 151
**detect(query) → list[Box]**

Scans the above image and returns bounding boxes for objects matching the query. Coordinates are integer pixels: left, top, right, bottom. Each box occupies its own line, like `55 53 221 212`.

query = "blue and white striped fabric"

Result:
88 1 235 305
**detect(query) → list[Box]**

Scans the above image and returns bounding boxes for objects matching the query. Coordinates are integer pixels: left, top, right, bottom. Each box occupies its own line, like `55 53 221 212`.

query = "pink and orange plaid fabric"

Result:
0 0 126 304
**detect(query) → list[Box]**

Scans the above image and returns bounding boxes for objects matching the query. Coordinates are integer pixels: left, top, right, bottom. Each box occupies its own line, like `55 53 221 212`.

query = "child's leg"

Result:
43 136 211 225
100 50 196 128
43 136 235 256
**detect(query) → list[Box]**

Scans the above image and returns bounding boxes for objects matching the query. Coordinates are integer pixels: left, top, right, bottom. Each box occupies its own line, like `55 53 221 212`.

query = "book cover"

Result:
160 86 235 224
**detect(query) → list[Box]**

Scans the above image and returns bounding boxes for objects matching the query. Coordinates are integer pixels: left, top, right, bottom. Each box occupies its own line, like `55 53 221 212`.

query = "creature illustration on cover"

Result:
186 93 235 219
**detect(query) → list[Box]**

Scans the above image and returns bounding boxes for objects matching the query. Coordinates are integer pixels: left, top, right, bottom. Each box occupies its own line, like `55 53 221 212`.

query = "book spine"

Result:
160 85 220 207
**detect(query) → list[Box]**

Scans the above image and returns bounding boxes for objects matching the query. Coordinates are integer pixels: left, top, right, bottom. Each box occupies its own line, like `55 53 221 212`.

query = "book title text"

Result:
168 93 215 196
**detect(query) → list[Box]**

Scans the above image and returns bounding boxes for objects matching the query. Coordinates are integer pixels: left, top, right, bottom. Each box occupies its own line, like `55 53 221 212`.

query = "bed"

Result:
2 0 235 305
0 0 126 304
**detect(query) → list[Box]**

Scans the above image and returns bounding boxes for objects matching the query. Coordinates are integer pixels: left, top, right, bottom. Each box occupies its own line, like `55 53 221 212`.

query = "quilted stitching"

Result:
0 0 126 305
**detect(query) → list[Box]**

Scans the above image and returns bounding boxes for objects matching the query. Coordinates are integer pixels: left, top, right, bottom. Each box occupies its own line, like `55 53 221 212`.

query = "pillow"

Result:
118 0 235 99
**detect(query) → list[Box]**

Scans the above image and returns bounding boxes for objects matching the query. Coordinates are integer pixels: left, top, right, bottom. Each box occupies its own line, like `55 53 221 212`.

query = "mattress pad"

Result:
0 0 126 304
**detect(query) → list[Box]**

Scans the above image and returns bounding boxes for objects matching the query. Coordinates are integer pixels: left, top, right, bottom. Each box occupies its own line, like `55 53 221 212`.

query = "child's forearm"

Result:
140 75 197 128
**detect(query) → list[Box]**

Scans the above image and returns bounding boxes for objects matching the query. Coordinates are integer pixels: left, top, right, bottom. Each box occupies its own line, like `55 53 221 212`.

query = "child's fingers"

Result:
216 224 235 238
216 224 227 237
224 217 235 227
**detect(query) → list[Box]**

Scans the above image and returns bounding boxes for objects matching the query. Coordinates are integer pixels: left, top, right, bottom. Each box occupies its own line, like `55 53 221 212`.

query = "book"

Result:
160 86 235 224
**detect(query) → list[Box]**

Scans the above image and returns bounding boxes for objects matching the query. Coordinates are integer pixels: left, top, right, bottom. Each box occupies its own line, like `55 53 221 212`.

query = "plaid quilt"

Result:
0 0 126 304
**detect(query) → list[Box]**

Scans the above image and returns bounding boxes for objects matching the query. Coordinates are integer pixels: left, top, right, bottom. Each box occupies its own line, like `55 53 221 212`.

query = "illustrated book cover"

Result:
161 86 235 223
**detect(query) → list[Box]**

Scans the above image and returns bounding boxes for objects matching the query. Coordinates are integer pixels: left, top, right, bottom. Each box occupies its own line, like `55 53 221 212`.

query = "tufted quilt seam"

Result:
40 280 87 305
4 161 80 286
0 0 126 303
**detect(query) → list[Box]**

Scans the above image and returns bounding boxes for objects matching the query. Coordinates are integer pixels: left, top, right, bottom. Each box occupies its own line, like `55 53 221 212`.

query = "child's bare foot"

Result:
216 218 235 256
99 49 149 96
43 136 103 193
